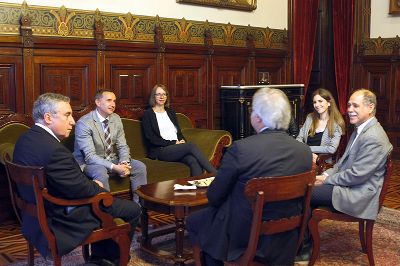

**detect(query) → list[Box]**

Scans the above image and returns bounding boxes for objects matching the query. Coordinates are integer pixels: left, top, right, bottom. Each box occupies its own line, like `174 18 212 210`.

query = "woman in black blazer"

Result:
142 84 216 176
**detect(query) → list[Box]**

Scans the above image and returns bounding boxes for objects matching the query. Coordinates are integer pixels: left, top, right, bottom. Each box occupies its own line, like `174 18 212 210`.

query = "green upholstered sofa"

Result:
0 112 232 199
0 114 32 165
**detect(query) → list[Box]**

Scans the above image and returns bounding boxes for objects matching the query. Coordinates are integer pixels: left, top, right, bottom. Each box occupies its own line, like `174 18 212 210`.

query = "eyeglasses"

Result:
155 93 167 97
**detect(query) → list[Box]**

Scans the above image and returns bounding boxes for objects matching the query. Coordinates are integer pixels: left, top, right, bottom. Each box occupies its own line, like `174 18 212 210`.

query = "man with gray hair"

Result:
186 88 312 265
296 89 393 262
13 93 140 265
312 89 392 218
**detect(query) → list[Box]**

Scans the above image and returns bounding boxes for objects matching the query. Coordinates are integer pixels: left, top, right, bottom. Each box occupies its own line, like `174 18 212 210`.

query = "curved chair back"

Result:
309 152 393 266
4 158 131 266
378 153 393 208
4 157 45 265
235 169 316 265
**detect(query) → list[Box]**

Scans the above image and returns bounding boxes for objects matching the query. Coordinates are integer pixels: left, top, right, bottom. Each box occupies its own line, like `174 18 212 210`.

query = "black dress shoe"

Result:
86 255 103 265
294 244 312 264
100 258 117 266
86 255 117 266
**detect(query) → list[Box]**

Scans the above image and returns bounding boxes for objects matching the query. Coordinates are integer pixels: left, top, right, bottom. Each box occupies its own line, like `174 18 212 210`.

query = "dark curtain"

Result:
292 0 320 100
333 0 355 113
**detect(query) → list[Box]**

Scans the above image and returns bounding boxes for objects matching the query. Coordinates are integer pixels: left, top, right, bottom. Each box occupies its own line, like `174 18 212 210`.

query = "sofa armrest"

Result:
0 143 14 165
181 128 232 168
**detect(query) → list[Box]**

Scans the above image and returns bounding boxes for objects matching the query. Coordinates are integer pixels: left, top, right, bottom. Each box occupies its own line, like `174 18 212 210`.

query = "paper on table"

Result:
188 176 215 187
173 184 197 190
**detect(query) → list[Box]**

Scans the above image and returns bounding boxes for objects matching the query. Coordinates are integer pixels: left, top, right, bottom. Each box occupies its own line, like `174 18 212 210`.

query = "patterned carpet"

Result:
1 160 400 265
4 207 400 266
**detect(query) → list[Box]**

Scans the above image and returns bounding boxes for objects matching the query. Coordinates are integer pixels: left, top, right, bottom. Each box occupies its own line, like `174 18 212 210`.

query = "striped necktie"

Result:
103 119 112 160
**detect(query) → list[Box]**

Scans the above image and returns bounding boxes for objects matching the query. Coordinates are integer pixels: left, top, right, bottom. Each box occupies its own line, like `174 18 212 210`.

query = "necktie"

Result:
348 127 359 151
340 128 358 164
103 119 112 160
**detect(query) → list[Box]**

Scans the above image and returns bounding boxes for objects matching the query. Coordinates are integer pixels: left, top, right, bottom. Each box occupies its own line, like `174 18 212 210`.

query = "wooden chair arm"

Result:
315 153 331 165
42 190 113 207
316 153 334 174
42 190 115 227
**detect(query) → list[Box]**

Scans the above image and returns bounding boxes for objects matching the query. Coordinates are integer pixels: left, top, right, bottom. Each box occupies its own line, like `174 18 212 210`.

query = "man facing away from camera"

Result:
186 87 313 266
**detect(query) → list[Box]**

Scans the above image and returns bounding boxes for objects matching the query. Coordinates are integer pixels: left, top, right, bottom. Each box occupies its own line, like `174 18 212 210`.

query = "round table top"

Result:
136 174 214 207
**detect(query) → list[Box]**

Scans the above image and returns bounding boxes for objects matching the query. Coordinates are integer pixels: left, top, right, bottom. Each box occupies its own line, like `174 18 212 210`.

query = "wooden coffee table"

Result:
136 174 212 265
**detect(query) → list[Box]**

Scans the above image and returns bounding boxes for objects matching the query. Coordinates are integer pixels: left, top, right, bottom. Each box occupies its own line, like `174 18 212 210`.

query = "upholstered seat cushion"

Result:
109 158 189 194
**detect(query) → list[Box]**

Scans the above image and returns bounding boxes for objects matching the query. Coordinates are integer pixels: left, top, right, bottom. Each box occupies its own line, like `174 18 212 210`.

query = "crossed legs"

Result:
157 142 216 176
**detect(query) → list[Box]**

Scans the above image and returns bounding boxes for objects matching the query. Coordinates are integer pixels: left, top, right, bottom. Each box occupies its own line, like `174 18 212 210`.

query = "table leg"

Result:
140 207 150 246
175 217 185 265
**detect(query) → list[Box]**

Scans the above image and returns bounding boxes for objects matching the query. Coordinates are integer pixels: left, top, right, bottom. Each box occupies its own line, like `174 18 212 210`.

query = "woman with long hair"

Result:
297 88 345 162
142 84 216 176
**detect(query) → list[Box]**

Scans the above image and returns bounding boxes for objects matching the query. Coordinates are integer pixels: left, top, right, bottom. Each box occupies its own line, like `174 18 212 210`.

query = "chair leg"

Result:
82 244 90 262
365 221 375 266
308 216 321 266
28 243 34 266
358 221 367 253
193 244 204 266
53 255 62 266
116 234 131 266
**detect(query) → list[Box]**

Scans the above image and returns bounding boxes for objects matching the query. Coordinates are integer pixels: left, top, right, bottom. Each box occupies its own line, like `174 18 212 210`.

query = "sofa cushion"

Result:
140 158 190 183
109 158 190 193
121 118 147 159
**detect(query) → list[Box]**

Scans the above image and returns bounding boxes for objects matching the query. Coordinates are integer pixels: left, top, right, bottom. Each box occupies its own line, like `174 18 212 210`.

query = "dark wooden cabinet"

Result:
220 84 304 140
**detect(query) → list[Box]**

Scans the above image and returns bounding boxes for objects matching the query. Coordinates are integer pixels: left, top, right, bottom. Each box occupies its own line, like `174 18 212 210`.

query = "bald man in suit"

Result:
297 89 393 262
313 89 392 219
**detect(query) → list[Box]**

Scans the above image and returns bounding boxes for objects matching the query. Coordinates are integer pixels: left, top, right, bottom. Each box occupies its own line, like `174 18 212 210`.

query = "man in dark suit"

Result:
13 93 140 265
186 88 312 266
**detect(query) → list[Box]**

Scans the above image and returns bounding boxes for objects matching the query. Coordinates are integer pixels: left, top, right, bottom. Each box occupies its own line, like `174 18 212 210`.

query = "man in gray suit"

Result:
297 89 392 262
312 88 392 220
73 90 147 202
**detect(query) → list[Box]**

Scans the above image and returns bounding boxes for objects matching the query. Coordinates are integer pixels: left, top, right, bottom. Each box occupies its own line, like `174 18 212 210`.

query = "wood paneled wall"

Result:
0 38 290 129
0 2 291 222
353 0 400 159
353 54 400 158
0 35 290 222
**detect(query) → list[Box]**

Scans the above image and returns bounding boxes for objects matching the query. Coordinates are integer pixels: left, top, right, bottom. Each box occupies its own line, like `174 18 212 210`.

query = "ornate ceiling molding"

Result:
0 1 286 50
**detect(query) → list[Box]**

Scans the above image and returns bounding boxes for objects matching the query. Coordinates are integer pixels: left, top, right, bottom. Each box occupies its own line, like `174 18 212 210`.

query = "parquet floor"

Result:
0 160 399 265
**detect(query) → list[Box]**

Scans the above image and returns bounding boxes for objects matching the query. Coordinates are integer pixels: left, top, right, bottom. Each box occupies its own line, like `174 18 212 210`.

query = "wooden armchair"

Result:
315 132 348 174
308 153 393 266
4 158 131 266
193 170 316 266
